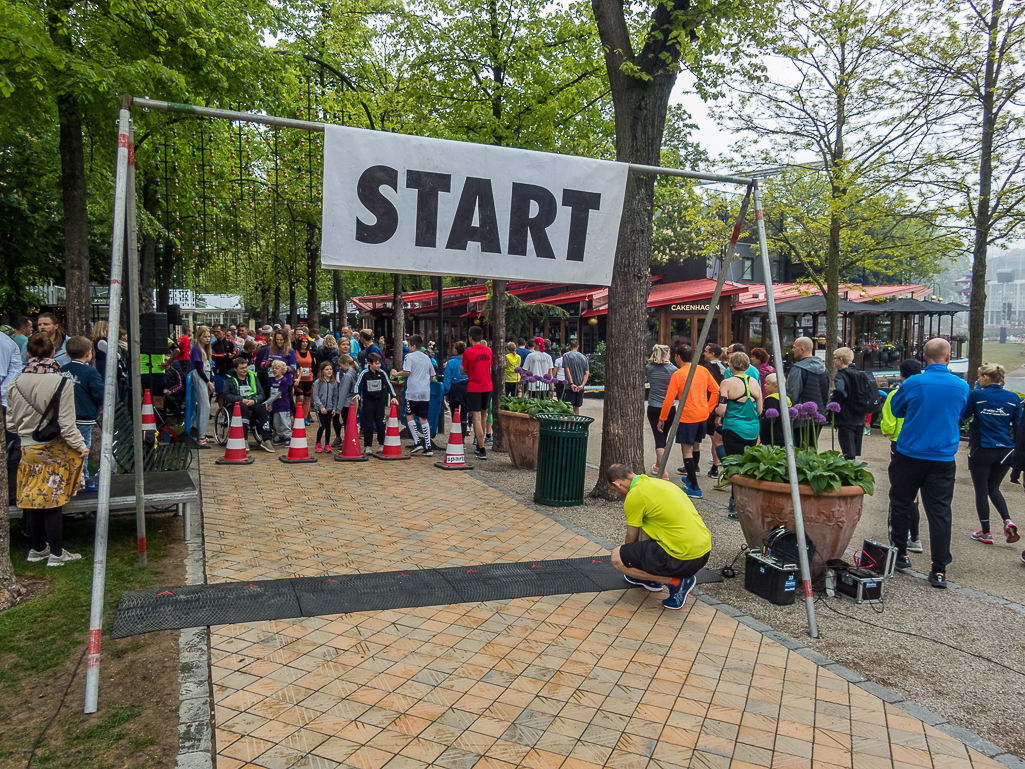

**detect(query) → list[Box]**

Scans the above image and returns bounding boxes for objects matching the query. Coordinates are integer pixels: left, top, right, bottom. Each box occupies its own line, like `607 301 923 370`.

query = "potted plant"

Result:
722 402 875 579
498 369 573 469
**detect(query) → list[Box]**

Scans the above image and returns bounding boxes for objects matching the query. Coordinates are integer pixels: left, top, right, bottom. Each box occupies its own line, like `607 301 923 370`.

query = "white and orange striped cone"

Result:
280 402 318 463
141 389 156 434
372 400 409 461
435 407 473 471
335 404 368 462
215 402 255 465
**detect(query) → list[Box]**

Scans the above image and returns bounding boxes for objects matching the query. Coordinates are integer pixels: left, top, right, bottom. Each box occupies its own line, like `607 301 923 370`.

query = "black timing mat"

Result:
111 556 722 638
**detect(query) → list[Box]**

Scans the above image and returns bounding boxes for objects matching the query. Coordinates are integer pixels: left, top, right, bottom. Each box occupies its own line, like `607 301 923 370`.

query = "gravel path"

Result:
466 399 1025 758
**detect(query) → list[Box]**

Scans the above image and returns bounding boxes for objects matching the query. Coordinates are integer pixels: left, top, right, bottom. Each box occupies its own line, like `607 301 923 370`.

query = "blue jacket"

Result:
61 359 104 423
890 363 969 461
443 356 467 395
962 384 1021 450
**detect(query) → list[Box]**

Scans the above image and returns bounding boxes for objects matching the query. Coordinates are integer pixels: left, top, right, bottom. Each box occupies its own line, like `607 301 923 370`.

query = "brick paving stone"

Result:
199 436 1007 769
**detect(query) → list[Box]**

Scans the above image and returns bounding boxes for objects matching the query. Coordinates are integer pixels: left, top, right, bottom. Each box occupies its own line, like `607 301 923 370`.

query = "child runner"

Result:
392 334 436 457
312 361 339 453
224 357 273 452
461 326 493 461
443 341 469 440
355 352 395 454
264 360 293 443
335 354 359 447
295 336 315 424
60 336 104 491
162 344 185 423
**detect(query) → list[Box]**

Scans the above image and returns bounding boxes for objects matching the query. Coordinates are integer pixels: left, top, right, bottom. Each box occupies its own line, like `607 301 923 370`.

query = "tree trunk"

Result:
968 0 1002 378
824 202 843 380
589 75 676 500
289 284 298 328
139 176 157 314
334 271 344 331
273 284 281 325
0 438 23 610
56 91 91 336
306 223 320 332
393 274 404 369
491 280 506 452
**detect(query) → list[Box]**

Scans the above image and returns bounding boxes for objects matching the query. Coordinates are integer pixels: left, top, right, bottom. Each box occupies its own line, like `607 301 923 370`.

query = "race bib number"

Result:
240 385 253 397
367 379 382 392
301 367 311 377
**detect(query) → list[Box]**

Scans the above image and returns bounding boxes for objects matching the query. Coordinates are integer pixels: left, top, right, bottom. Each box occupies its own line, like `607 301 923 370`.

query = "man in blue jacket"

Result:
888 338 969 588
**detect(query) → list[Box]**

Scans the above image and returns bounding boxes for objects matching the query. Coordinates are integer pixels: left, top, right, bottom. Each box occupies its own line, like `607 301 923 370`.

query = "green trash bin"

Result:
534 414 594 507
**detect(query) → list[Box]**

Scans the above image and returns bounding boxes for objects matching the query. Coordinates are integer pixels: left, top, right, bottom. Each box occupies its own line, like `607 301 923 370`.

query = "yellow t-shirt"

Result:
505 353 520 383
624 475 711 560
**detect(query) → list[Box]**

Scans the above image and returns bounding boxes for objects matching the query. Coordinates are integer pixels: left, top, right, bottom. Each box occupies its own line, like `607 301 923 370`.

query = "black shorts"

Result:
406 399 429 419
295 380 313 396
647 404 676 450
563 387 584 408
466 390 492 413
721 428 758 458
619 540 710 579
676 420 707 445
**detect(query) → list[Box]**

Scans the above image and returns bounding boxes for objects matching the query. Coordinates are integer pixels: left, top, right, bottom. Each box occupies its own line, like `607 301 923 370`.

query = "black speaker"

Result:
140 313 169 354
167 304 182 326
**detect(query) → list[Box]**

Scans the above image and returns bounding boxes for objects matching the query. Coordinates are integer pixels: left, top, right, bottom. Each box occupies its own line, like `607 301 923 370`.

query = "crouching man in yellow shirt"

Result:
607 463 712 610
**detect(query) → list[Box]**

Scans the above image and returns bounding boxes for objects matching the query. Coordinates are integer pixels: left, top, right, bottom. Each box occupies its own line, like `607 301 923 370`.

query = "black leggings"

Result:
317 412 333 445
968 446 1013 529
28 506 63 556
647 404 676 450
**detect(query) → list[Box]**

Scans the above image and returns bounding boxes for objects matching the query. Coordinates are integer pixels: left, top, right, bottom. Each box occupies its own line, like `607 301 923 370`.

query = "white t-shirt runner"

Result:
404 350 434 401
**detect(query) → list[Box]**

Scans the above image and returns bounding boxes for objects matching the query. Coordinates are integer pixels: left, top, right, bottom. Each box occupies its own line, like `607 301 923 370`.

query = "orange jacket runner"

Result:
659 363 719 424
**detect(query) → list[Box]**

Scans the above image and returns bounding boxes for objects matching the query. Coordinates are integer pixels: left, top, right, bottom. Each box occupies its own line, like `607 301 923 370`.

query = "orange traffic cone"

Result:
372 400 409 461
280 402 318 463
335 405 368 463
215 402 255 465
435 407 473 471
141 389 156 434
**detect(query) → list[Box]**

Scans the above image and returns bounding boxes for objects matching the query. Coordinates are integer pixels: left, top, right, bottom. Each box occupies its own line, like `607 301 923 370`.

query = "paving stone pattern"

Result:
201 435 1008 769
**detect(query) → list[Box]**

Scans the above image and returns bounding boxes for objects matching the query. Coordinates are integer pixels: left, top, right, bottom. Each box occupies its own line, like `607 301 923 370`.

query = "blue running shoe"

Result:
624 575 665 592
681 476 692 491
662 576 696 610
684 487 702 499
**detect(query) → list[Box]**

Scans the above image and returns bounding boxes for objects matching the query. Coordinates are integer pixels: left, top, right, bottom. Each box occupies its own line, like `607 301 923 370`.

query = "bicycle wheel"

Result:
213 406 230 444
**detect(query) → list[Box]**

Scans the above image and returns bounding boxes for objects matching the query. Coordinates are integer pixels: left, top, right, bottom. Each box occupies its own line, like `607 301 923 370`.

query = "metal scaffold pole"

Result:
126 121 147 568
753 181 818 638
85 98 133 713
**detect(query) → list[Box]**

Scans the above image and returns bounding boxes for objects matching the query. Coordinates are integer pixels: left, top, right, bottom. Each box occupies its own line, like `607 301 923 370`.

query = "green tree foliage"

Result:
713 0 958 373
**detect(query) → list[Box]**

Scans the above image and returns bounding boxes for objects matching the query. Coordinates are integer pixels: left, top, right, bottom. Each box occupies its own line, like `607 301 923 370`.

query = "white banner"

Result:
321 126 628 286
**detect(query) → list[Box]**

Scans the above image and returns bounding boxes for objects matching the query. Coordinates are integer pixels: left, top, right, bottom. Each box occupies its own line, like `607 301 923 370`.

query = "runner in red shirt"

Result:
461 326 493 460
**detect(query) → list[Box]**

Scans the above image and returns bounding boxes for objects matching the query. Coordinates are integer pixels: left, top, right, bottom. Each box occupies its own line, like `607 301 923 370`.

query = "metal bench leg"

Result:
183 503 191 542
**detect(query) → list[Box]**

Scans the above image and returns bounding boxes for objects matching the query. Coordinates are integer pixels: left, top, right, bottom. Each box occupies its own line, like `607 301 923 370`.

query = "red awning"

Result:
646 279 748 308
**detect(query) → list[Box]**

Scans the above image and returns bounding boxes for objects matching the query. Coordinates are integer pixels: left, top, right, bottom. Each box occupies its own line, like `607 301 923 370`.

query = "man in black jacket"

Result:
786 337 830 447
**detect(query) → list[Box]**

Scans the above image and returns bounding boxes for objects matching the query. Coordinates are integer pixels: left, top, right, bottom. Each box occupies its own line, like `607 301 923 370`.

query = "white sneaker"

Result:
364 446 374 455
27 546 50 563
47 550 82 567
907 539 923 553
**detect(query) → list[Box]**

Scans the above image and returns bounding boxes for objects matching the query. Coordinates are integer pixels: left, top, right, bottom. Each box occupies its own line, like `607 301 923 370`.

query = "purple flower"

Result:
826 401 842 413
804 401 819 415
765 408 779 420
514 366 523 374
788 407 800 420
815 413 827 424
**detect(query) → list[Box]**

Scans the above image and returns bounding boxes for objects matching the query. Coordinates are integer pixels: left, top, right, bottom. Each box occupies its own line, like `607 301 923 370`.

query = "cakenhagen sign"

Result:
321 126 629 286
669 302 720 313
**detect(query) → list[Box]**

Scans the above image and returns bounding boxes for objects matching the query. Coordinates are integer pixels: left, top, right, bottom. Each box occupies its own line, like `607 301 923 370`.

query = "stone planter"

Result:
499 410 540 469
730 474 865 580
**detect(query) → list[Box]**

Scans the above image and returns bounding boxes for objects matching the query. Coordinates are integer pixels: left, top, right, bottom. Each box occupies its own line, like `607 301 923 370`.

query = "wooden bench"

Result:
9 471 201 542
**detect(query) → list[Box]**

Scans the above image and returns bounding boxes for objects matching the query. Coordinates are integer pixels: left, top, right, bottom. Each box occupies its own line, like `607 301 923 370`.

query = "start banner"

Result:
321 126 628 286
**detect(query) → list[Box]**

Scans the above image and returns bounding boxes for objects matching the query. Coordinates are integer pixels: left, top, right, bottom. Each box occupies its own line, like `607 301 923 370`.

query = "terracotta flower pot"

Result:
499 410 540 469
730 474 865 580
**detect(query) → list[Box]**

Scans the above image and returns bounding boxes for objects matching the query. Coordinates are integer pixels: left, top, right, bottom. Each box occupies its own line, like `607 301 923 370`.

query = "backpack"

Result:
848 369 881 414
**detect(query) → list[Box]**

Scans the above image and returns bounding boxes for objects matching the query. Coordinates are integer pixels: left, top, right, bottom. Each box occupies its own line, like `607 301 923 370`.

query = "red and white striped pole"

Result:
84 97 133 714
